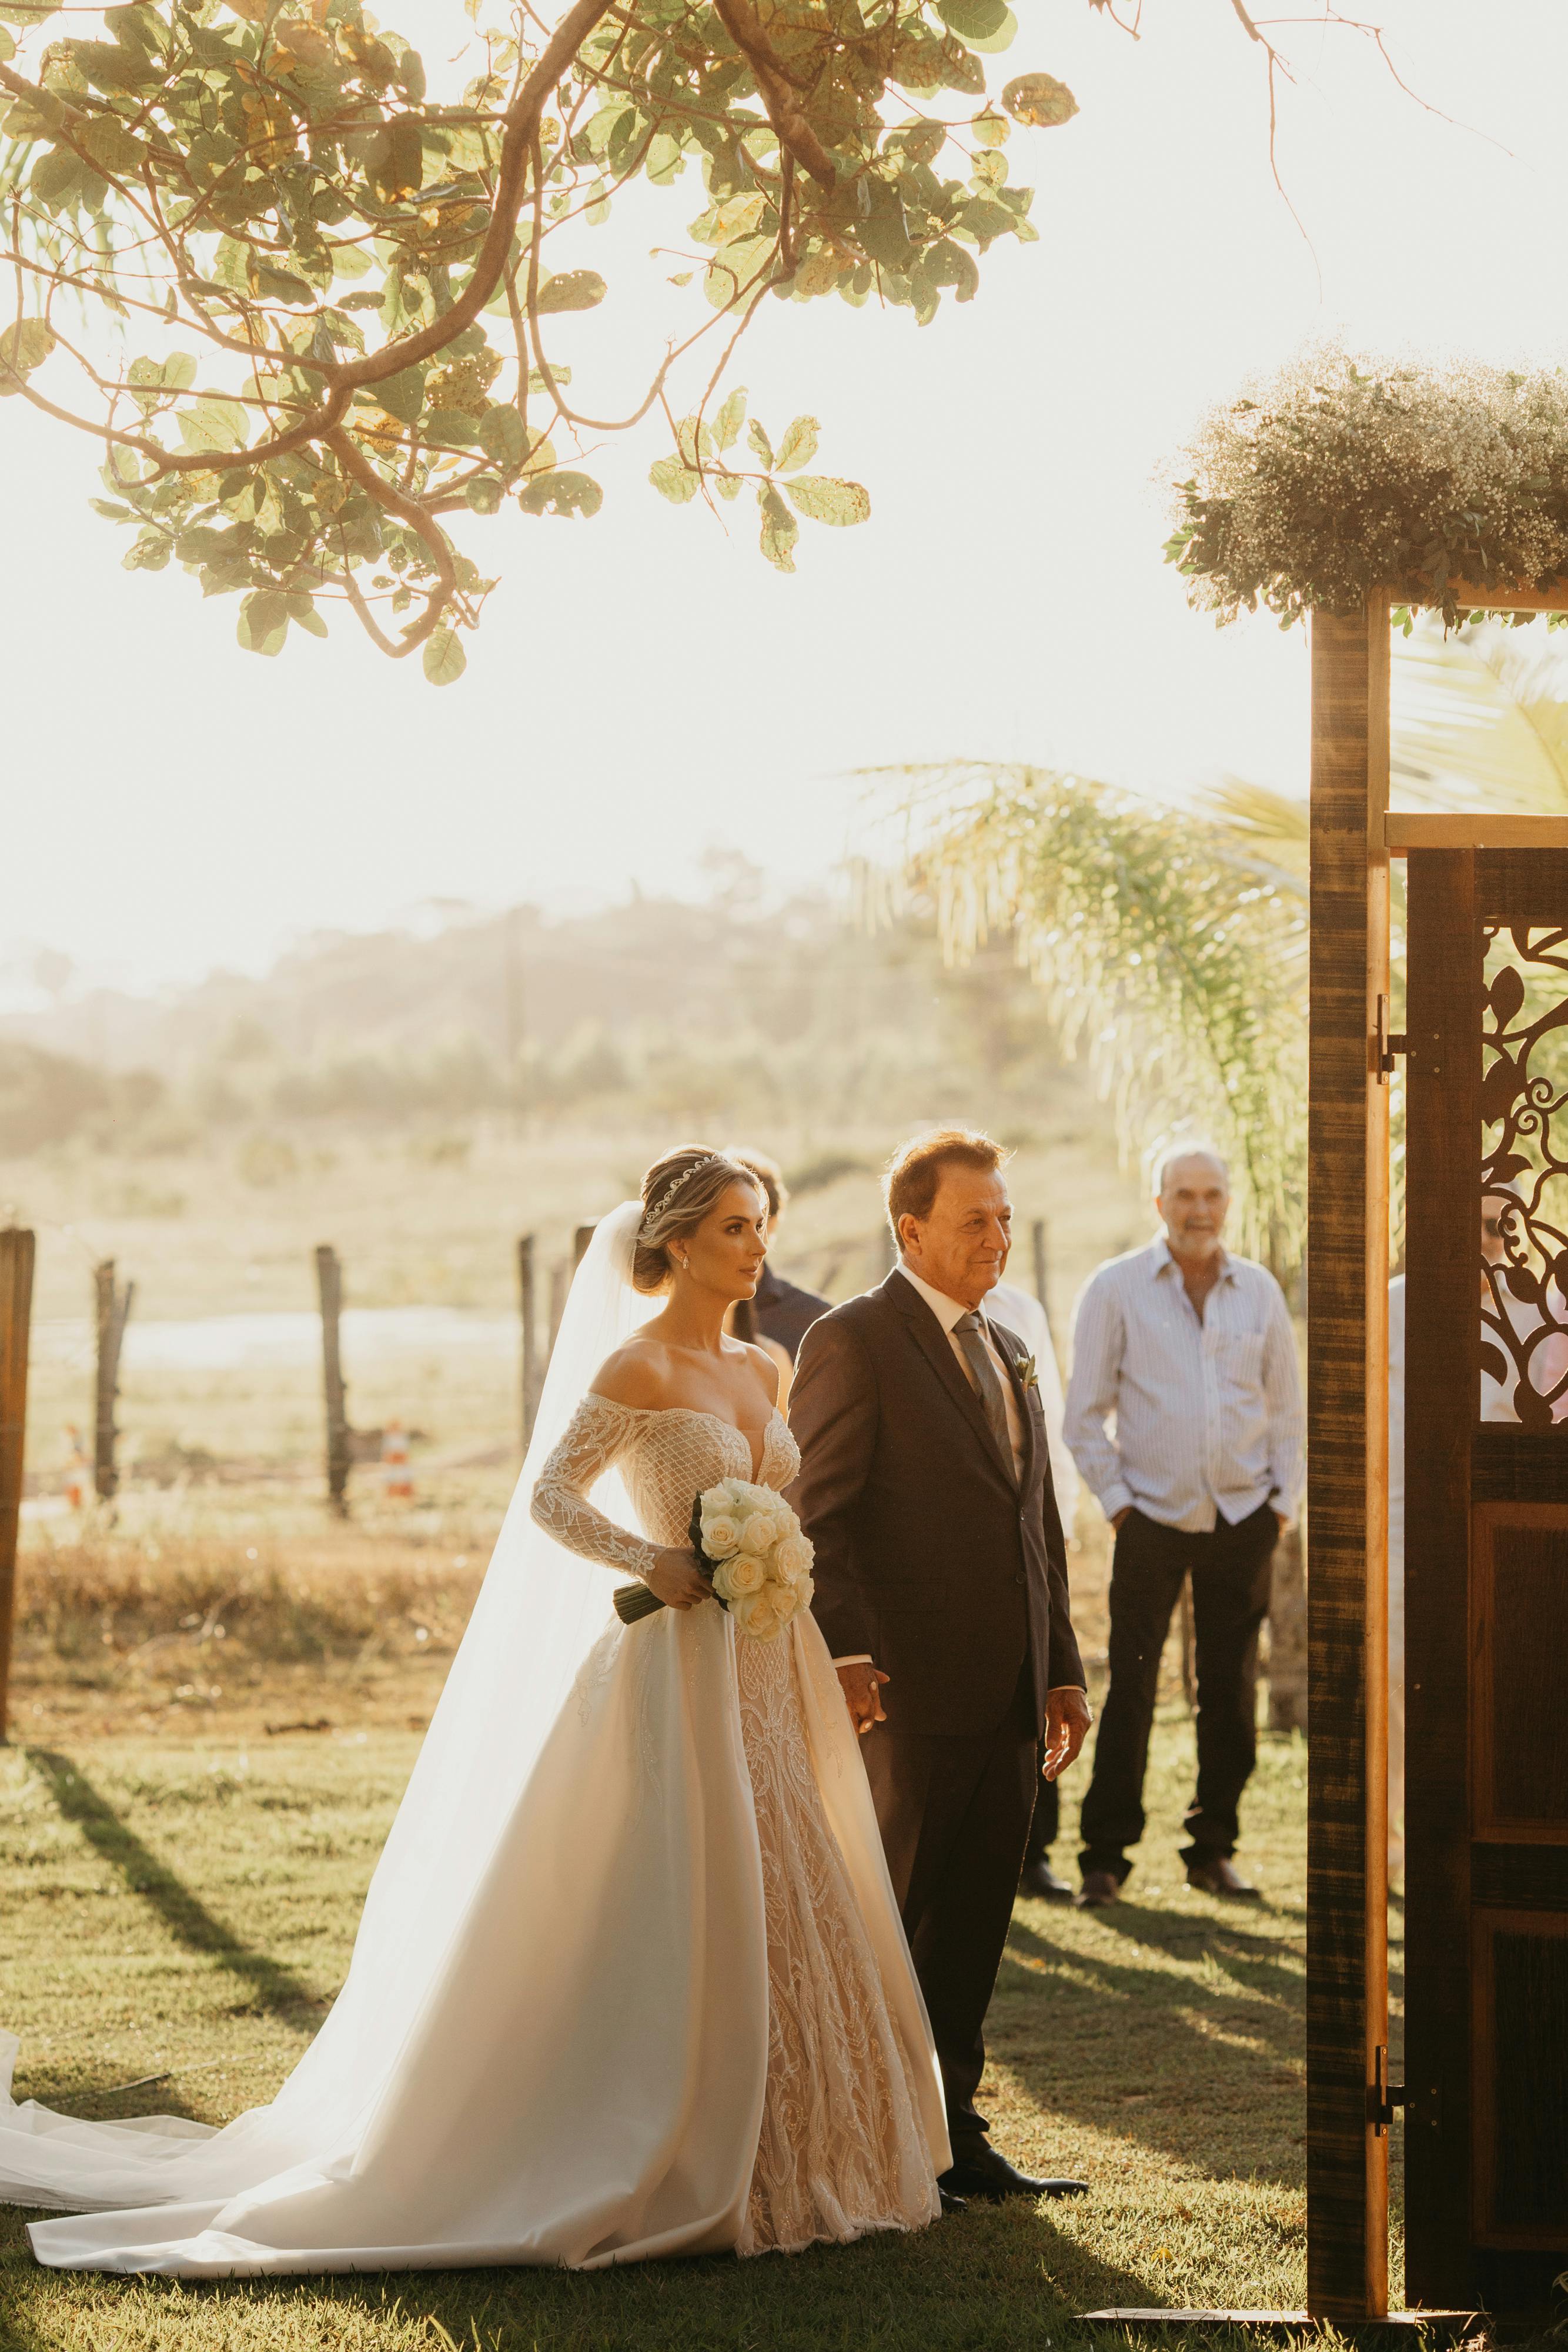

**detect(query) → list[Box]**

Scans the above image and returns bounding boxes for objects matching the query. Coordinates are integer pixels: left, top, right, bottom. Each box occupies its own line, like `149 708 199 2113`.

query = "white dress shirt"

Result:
988 1278 1079 1528
1064 1237 1304 1534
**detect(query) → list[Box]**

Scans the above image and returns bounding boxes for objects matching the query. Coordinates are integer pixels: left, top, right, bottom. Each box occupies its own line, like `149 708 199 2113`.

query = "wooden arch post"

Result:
1307 599 1392 2321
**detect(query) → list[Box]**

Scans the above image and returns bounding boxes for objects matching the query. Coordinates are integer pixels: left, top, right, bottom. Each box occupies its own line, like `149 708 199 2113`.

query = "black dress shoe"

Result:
1186 1853 1262 1901
1078 1868 1121 1908
938 2185 969 2214
1018 1859 1075 1903
940 2147 1089 2203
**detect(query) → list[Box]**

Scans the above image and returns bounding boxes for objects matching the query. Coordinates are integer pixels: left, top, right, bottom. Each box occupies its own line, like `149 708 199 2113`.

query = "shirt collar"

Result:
896 1262 984 1335
1151 1234 1234 1283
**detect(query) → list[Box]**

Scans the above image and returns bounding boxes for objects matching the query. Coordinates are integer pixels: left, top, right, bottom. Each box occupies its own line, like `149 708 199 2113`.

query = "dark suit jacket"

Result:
751 1262 831 1364
786 1269 1085 1740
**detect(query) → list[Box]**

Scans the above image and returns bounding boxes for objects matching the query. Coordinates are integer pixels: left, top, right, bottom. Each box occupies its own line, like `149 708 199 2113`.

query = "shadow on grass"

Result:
24 1748 329 2043
996 1906 1306 2186
0 2200 1169 2352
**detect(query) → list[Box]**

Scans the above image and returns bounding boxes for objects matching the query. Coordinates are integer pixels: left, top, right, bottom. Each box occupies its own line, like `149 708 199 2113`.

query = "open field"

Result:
3 1113 1148 1499
0 1702 1380 2352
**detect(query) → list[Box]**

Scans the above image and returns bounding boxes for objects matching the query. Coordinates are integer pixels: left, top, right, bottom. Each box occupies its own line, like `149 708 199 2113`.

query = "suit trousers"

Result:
861 1663 1038 2155
1023 1759 1060 1866
1078 1502 1277 1879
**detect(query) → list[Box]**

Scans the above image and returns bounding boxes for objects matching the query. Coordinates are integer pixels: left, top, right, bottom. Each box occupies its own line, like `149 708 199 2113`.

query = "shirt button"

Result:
1014 1571 1026 1587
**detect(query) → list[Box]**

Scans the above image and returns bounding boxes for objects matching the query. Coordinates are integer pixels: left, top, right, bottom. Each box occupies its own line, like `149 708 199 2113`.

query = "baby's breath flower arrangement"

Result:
1166 351 1568 632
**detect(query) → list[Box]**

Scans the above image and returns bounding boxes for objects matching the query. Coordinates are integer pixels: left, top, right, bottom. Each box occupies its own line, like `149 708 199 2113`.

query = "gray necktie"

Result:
954 1311 1014 1479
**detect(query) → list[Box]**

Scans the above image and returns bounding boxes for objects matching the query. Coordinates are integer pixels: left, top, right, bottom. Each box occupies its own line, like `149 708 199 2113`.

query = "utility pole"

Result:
0 1227 35 1743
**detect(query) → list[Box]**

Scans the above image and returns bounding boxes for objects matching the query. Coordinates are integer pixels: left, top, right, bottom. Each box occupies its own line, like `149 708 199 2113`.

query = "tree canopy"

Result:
0 0 1075 674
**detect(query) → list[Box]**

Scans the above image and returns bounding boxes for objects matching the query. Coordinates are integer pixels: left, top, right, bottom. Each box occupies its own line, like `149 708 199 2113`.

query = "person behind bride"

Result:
1 1146 950 2275
787 1128 1093 2206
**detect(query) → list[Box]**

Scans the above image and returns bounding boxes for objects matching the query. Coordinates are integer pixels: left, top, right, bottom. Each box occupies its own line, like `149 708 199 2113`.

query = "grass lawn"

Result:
0 1703 1382 2352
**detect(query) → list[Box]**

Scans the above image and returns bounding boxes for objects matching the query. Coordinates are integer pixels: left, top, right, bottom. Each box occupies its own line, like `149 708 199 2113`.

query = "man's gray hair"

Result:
1154 1142 1231 1196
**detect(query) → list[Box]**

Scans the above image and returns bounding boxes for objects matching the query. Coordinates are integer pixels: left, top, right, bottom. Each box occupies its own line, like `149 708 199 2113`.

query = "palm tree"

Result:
878 622 1568 1290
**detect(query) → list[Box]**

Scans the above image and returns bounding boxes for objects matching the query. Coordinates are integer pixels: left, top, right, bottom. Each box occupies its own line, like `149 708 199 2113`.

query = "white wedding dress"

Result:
0 1205 946 2275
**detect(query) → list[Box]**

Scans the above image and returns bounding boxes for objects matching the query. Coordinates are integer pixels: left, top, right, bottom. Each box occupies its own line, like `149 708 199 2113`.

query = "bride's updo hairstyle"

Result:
631 1145 759 1292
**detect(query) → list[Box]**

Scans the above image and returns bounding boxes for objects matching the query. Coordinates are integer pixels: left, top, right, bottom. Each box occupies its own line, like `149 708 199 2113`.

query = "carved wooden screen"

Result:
1406 847 1568 2314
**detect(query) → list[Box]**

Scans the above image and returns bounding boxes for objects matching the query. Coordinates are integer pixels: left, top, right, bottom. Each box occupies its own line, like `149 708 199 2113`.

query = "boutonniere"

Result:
1015 1354 1041 1394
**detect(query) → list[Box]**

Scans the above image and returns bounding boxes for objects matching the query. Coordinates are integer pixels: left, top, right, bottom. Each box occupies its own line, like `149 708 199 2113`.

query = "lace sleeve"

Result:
530 1396 661 1582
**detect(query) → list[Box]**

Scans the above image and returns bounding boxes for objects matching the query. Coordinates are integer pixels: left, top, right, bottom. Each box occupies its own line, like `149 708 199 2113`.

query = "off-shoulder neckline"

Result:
580 1396 788 1482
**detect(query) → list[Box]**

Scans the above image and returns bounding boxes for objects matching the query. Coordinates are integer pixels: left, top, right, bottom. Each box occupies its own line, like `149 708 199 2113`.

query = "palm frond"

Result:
1391 621 1568 811
882 764 1309 1282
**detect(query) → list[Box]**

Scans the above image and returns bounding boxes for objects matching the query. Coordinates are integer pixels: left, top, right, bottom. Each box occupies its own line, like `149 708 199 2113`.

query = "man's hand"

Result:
1041 1686 1093 1782
837 1661 891 1736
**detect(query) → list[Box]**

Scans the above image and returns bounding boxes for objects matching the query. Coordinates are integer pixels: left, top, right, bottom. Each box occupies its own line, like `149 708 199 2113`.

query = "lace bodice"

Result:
531 1396 801 1581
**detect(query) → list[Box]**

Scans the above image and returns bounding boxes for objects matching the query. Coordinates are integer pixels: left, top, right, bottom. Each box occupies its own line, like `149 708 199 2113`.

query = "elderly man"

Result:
1064 1147 1303 1905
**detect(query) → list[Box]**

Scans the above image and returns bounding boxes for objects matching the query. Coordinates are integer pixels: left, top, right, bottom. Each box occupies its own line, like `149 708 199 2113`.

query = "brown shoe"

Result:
1078 1869 1121 1908
1186 1854 1262 1901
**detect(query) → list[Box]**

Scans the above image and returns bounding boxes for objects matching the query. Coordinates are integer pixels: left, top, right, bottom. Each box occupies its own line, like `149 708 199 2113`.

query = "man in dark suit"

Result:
787 1128 1092 2204
727 1147 830 1362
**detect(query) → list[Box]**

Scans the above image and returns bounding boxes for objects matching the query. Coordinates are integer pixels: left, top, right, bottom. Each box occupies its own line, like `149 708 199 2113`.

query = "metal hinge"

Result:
1370 2043 1407 2136
1375 994 1408 1083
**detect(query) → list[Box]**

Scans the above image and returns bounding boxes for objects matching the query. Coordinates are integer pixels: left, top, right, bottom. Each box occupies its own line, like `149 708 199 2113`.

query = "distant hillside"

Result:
0 878 1090 1156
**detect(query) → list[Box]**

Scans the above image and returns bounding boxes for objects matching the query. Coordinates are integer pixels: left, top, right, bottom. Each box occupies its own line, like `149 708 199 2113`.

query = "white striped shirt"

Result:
1064 1237 1303 1534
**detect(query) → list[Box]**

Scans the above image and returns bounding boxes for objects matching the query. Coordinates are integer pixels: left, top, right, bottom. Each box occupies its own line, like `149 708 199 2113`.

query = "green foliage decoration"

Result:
0 0 1076 674
1166 349 1568 634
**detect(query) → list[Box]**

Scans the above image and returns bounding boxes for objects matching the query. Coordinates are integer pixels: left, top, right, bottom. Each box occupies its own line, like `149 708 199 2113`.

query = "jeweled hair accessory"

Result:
641 1154 726 1230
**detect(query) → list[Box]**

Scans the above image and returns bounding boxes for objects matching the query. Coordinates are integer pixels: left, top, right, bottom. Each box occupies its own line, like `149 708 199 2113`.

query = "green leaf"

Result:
858 180 915 270
974 109 1010 147
422 626 467 684
376 366 426 425
519 469 602 518
236 589 289 656
370 118 423 201
0 319 57 380
1001 71 1078 127
178 397 248 454
782 475 870 527
704 236 773 310
478 405 526 467
29 148 86 208
0 25 12 55
775 415 819 473
0 0 57 21
424 406 482 447
534 269 607 315
714 386 747 451
758 483 798 573
464 475 504 513
747 419 774 469
293 607 329 639
649 454 698 505
79 114 141 175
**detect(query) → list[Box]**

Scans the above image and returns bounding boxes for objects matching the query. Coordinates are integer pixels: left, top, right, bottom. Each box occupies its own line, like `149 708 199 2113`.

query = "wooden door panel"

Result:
1472 1909 1568 2249
1471 1505 1568 1842
1406 848 1568 2307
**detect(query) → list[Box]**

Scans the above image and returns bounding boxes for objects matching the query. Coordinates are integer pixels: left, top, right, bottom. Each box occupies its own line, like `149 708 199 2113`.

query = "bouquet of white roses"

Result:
613 1478 814 1641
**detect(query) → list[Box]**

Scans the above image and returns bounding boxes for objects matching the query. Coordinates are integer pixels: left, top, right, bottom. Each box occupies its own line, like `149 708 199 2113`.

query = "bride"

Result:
0 1145 948 2273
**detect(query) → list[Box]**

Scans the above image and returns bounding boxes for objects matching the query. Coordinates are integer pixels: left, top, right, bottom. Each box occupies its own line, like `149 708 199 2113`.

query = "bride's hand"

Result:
646 1548 713 1611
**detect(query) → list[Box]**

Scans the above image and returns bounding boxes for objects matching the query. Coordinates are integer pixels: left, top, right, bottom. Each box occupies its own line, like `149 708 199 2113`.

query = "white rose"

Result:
773 1533 811 1585
734 1589 784 1642
739 1512 778 1555
701 1511 743 1560
716 1552 766 1598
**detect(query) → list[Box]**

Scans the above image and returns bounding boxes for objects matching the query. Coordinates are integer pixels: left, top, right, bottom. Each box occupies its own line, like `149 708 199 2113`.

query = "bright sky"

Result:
4 0 1568 998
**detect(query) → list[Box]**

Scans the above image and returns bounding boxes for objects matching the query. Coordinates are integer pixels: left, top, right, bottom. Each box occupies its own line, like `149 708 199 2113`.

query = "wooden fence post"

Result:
517 1235 542 1449
0 1228 35 1745
93 1258 134 1504
573 1223 596 1269
315 1245 351 1518
1306 599 1391 2321
1031 1218 1049 1327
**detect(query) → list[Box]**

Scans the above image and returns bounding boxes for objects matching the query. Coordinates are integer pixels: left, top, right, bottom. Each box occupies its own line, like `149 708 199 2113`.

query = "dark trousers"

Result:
1078 1502 1276 1880
861 1664 1038 2156
1024 1759 1059 1865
